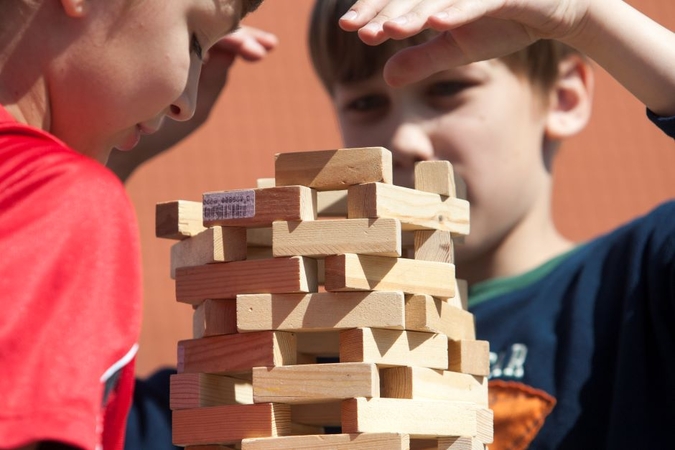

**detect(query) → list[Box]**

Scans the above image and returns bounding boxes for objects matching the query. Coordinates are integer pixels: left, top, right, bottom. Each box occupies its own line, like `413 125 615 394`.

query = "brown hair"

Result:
241 0 264 18
309 0 579 96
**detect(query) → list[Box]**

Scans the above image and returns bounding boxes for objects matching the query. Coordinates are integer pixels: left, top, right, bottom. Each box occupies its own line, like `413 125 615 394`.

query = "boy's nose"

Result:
389 121 435 169
169 68 199 122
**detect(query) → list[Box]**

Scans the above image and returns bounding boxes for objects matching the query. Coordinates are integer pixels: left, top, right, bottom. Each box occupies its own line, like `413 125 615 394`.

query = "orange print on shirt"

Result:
488 380 557 450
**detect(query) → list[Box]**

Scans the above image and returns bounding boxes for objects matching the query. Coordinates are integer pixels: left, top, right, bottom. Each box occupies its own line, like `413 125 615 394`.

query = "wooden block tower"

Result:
156 147 493 449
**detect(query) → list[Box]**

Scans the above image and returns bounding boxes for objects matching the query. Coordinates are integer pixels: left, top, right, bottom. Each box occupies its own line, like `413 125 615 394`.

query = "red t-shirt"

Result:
0 106 142 449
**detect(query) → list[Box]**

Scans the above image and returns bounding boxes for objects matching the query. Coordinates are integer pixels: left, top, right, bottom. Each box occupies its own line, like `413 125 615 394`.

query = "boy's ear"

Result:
60 0 88 17
544 55 594 140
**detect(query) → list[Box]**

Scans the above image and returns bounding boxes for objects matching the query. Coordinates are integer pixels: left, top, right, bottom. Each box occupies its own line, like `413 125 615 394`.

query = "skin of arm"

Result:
340 0 675 116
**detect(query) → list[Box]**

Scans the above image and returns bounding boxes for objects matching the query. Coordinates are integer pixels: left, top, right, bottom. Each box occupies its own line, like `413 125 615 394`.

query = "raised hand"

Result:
338 0 591 86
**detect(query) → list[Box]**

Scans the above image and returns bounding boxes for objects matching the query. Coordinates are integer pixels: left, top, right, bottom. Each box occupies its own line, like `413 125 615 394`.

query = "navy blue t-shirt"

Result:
471 201 675 448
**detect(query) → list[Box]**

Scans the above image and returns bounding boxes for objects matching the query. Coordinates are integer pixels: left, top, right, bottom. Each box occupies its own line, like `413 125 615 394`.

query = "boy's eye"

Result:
191 33 204 61
345 95 388 113
427 81 471 97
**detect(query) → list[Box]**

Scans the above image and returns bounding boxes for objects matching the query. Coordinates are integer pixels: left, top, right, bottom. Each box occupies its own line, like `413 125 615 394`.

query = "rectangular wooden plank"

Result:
448 340 490 376
348 183 469 235
341 398 477 438
172 403 290 446
170 373 253 410
170 227 247 278
247 227 272 247
318 190 348 217
324 254 455 298
175 256 318 305
291 402 342 427
340 328 448 370
297 331 340 357
203 186 316 228
242 433 409 449
273 218 401 258
253 363 379 404
236 291 405 332
379 366 488 406
274 147 392 191
177 331 296 375
413 230 454 263
191 299 237 337
405 294 475 341
156 200 206 240
437 437 486 450
414 160 457 198
455 279 469 310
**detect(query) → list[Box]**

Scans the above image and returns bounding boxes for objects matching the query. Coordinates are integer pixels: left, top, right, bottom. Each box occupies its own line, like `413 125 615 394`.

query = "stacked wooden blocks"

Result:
156 147 492 449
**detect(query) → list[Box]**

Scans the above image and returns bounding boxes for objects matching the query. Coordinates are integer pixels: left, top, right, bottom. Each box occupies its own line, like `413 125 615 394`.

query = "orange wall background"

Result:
126 0 675 376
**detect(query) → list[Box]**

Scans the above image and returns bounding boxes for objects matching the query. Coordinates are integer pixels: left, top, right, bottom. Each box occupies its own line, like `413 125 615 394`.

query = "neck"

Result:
456 192 574 286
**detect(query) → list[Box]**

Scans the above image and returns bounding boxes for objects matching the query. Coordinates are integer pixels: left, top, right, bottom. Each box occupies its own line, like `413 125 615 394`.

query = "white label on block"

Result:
203 190 256 221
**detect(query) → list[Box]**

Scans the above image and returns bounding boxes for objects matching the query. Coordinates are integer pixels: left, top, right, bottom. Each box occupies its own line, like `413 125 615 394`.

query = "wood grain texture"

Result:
172 403 291 446
413 230 454 263
341 398 477 438
340 328 448 369
324 253 455 298
252 363 379 404
170 227 247 278
170 373 253 410
156 200 206 240
242 433 409 449
379 366 488 406
177 331 297 374
236 291 405 332
448 340 490 376
348 183 469 235
414 160 457 198
273 218 401 258
275 147 393 191
405 294 475 341
203 186 316 228
175 256 318 305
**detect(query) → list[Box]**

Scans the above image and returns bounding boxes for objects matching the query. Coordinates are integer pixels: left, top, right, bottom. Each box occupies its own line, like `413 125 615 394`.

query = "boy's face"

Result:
333 59 553 264
48 0 242 162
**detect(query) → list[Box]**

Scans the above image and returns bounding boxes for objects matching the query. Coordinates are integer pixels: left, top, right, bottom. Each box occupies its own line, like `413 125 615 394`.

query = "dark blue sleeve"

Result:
646 108 675 138
124 368 179 450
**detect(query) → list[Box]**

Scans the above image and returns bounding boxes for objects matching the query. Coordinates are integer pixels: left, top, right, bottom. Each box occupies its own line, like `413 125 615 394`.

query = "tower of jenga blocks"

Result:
155 147 493 449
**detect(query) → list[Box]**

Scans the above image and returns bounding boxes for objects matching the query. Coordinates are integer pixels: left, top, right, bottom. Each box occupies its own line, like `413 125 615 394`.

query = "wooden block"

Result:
170 373 253 410
318 190 348 217
455 279 469 310
297 331 339 357
410 439 438 450
342 398 477 438
379 367 488 406
340 328 448 370
253 363 379 404
242 433 409 449
172 403 291 446
348 183 469 235
197 299 237 336
170 227 247 278
203 186 316 228
414 160 457 197
185 446 238 450
413 230 453 263
236 291 405 332
175 256 318 305
273 218 401 258
275 147 393 191
437 437 486 450
193 302 206 339
324 254 455 298
177 331 297 375
256 177 276 188
156 200 206 240
289 422 325 436
291 402 342 427
475 408 494 444
405 294 475 341
448 340 490 376
247 227 272 247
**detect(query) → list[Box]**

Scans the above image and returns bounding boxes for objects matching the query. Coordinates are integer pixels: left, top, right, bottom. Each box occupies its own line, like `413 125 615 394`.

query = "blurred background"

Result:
126 0 675 376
